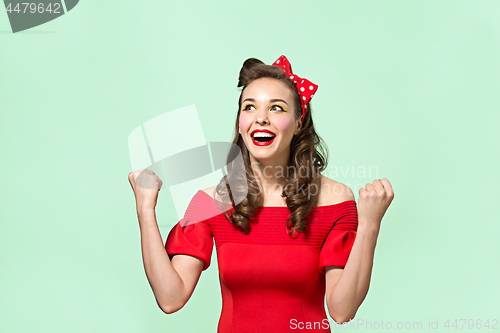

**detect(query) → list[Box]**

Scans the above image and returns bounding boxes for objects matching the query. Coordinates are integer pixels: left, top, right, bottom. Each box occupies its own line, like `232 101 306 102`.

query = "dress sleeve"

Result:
318 200 358 274
164 191 214 271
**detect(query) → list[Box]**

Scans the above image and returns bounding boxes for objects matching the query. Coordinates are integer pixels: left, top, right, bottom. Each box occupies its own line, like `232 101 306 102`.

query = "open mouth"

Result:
251 130 276 146
252 133 276 143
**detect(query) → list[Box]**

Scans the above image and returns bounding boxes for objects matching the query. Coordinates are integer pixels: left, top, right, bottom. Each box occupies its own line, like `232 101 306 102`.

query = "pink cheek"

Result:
238 116 252 133
273 117 294 132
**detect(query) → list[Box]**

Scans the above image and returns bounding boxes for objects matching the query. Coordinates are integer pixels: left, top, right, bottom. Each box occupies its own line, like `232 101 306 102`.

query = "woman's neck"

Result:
249 154 290 197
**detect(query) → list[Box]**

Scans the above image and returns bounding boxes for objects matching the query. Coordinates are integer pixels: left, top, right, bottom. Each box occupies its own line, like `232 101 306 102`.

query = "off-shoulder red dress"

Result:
165 190 358 332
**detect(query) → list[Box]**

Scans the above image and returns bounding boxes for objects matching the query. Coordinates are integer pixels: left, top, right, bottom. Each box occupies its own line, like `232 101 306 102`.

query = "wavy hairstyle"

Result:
212 57 329 236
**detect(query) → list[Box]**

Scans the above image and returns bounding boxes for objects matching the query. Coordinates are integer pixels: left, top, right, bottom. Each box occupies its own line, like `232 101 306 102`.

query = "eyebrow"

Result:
242 98 288 106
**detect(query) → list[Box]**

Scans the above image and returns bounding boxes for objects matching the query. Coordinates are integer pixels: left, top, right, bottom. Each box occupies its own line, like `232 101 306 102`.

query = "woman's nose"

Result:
257 118 267 125
256 116 268 125
255 108 269 125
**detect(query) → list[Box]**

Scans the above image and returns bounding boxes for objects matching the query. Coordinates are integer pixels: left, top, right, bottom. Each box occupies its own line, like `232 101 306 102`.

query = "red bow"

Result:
271 55 318 124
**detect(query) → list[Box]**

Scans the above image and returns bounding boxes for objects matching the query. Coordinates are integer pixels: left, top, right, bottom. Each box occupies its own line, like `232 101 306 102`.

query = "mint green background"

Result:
1 1 499 332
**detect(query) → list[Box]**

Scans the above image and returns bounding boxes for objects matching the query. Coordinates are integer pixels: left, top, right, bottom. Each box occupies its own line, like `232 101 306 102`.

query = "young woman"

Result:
128 55 394 332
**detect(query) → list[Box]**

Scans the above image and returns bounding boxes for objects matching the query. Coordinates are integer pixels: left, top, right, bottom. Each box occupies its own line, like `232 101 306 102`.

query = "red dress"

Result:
165 190 358 332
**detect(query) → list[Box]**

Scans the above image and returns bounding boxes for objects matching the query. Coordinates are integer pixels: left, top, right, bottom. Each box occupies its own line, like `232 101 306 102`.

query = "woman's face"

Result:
238 77 301 164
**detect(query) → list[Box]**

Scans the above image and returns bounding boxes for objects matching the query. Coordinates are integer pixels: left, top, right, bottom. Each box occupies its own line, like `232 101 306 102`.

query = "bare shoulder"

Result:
201 185 217 199
317 174 355 206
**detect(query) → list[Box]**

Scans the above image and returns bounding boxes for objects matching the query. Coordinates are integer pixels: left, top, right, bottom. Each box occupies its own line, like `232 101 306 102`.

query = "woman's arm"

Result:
326 178 394 323
138 207 204 314
129 169 204 314
325 222 379 323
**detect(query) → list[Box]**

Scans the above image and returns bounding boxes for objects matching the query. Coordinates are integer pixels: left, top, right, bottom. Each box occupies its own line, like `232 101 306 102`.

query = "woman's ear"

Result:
295 120 302 134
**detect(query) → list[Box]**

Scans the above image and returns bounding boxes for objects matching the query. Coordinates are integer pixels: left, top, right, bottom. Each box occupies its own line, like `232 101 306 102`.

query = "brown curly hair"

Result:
212 57 329 236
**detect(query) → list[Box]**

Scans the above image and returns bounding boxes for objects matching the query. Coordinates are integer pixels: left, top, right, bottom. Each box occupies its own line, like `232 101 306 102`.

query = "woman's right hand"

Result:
128 169 163 211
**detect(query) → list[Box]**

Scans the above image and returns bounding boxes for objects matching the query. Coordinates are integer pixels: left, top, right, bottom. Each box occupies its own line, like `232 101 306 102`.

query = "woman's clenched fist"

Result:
128 169 163 211
357 178 394 232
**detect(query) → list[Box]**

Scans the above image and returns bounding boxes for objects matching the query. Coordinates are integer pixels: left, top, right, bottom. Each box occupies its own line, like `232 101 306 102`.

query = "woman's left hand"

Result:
357 178 394 232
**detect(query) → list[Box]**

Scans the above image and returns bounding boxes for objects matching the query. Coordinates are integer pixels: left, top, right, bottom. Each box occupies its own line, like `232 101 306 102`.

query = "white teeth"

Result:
252 132 276 138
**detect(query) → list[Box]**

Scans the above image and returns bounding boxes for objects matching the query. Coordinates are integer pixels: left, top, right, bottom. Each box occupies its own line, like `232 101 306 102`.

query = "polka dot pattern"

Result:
271 55 318 124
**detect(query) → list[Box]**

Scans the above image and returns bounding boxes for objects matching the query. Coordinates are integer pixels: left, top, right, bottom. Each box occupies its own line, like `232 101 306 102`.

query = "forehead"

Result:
242 77 295 101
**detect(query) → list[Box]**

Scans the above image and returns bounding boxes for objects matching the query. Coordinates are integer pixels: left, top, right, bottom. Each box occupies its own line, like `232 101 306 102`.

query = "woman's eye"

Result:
271 105 285 111
243 104 256 111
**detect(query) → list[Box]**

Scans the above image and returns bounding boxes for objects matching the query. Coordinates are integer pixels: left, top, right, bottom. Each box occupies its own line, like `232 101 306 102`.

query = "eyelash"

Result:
242 104 285 112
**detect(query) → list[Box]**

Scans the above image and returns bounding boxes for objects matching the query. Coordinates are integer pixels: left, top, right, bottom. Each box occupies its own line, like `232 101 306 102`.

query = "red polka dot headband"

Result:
271 55 318 125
